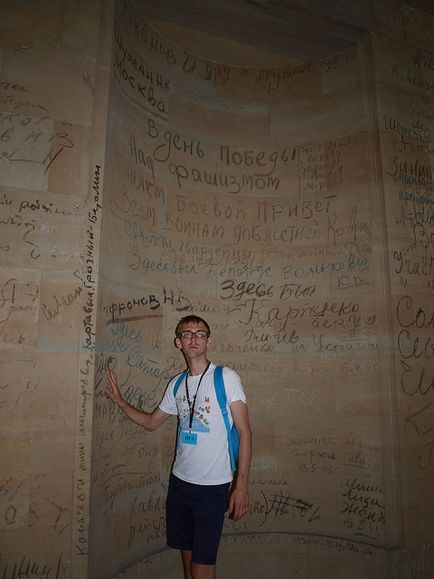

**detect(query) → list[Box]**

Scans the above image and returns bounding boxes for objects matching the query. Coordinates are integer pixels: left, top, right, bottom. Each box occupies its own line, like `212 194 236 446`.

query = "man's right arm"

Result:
106 368 171 431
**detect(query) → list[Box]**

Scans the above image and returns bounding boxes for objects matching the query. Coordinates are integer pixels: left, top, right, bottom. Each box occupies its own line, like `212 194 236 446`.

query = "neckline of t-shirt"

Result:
188 362 215 379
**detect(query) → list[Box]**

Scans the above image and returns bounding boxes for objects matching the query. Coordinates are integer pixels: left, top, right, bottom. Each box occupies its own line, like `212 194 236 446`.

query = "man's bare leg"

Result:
190 562 216 579
181 551 193 579
181 553 216 579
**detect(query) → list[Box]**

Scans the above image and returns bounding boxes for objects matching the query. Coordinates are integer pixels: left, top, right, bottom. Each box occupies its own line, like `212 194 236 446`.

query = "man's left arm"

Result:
228 400 252 521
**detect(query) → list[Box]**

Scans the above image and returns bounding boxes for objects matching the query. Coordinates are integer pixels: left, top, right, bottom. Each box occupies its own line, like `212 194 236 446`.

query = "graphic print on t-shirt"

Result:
179 394 211 433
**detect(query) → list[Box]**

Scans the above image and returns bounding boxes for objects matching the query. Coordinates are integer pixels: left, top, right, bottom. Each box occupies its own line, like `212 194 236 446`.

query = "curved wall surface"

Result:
90 1 402 578
1 1 432 578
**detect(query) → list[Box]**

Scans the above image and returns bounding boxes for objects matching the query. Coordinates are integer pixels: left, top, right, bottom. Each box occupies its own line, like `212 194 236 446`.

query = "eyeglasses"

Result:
178 330 209 340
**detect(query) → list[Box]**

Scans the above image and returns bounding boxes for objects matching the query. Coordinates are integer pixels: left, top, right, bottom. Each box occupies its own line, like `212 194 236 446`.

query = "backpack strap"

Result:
214 365 237 472
173 371 187 397
173 370 188 452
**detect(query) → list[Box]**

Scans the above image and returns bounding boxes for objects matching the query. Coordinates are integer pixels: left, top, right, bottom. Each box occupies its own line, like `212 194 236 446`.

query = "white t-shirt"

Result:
159 362 246 485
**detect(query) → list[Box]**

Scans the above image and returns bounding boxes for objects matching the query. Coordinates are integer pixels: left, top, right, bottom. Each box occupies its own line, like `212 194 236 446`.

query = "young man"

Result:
106 315 252 579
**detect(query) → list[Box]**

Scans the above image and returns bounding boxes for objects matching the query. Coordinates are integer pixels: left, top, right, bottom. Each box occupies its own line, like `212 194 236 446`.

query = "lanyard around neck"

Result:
185 361 210 431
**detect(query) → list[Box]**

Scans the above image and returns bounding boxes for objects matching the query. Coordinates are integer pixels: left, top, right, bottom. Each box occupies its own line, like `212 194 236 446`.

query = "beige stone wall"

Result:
0 1 112 578
91 2 394 578
372 25 434 574
1 0 433 578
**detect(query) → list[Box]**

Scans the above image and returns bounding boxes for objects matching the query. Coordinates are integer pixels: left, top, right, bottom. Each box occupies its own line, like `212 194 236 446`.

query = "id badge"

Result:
182 431 197 445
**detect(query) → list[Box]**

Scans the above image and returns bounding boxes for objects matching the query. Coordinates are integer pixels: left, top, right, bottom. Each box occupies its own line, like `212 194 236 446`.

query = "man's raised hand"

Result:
106 368 124 406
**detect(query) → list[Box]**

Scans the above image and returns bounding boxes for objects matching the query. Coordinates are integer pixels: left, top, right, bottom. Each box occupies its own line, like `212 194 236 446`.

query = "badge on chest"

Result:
182 431 198 445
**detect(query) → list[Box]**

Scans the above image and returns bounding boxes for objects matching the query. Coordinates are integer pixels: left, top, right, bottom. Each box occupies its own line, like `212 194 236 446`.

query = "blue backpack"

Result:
173 365 239 471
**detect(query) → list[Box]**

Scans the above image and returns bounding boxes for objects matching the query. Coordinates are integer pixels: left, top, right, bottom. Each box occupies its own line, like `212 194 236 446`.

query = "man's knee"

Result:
191 562 216 579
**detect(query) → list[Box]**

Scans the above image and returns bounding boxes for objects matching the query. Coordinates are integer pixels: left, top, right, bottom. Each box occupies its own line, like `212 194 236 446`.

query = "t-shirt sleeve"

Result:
223 367 247 405
158 376 179 415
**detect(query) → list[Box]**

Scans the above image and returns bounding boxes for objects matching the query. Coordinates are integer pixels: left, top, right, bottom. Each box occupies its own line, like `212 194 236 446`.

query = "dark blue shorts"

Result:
166 474 230 565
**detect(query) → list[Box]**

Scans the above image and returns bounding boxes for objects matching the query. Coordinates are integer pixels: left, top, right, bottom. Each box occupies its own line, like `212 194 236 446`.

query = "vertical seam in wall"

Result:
362 33 402 554
86 2 115 579
70 1 115 577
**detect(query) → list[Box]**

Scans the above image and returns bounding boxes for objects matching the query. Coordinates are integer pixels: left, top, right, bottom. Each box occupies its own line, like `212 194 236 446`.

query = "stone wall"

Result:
1 1 433 578
0 1 112 578
92 2 391 578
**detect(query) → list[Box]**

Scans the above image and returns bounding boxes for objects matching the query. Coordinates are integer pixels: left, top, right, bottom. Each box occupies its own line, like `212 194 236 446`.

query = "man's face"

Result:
175 321 211 359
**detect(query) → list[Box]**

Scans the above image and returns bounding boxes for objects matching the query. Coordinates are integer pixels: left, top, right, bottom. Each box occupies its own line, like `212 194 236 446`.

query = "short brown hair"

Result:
175 315 211 337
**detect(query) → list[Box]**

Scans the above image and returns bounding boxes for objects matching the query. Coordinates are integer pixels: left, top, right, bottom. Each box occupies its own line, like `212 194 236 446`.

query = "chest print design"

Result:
178 393 211 432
